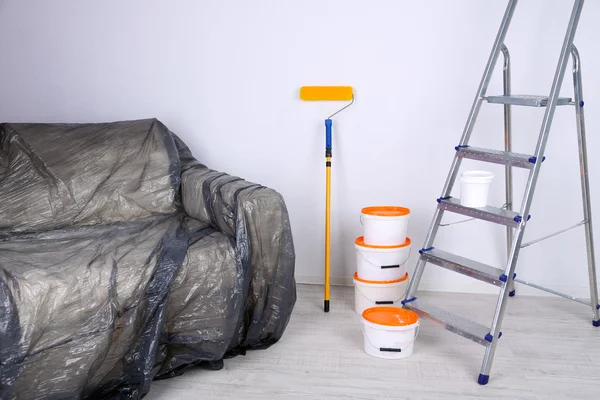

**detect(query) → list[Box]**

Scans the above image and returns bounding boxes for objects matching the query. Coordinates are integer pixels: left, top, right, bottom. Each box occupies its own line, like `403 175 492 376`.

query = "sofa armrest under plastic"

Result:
180 167 296 348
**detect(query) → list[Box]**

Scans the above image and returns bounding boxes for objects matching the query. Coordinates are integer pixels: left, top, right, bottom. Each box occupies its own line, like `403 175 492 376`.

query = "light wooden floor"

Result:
147 284 600 400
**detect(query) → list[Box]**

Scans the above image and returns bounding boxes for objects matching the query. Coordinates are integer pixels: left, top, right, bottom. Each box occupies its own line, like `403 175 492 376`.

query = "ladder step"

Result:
438 197 521 228
403 299 491 346
486 95 572 107
455 146 541 169
420 248 506 287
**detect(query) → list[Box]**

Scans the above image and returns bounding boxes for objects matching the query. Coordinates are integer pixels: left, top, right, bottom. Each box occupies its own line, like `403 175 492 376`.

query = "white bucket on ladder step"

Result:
361 206 410 246
353 272 408 315
361 307 420 359
460 170 494 208
355 236 411 281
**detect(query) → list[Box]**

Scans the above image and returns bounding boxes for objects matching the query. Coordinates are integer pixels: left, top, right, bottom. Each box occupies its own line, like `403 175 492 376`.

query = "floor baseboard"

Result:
295 275 593 298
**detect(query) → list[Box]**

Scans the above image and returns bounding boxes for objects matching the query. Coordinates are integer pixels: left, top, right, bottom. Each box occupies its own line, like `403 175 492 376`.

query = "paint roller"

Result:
300 86 354 312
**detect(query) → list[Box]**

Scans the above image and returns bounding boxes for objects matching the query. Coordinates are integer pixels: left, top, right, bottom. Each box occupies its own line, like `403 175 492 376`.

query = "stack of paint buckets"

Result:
353 206 412 313
354 206 419 359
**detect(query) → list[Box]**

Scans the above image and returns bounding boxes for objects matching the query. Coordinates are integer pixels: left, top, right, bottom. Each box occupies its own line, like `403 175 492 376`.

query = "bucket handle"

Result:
360 321 420 352
355 283 408 305
357 247 412 270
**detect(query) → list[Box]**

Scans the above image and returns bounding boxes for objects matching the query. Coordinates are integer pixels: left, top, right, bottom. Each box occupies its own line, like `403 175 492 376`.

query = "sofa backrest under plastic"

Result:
0 119 181 233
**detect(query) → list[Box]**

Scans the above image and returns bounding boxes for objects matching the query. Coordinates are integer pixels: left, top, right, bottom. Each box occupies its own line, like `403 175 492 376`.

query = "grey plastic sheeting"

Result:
0 119 296 399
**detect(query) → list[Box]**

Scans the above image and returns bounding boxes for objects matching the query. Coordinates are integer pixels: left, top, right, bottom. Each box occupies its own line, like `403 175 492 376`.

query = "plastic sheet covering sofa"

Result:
0 119 296 399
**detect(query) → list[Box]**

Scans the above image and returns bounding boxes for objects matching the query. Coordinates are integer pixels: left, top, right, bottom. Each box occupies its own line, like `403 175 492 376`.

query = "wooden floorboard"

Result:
146 284 600 400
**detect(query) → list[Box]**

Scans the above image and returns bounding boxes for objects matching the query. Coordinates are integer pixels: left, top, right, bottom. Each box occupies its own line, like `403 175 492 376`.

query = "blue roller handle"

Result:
325 119 332 151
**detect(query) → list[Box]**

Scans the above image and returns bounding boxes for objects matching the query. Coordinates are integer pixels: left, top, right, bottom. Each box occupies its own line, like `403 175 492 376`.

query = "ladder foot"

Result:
478 374 490 385
593 319 600 327
324 300 330 313
509 290 516 297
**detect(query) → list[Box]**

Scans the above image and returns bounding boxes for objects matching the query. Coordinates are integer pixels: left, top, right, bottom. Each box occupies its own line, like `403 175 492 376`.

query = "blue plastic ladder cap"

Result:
528 156 546 164
515 215 531 223
478 374 490 385
593 320 600 327
419 247 434 255
455 144 469 151
437 196 452 203
596 304 600 310
509 290 516 297
499 274 507 282
514 215 531 223
401 297 417 305
580 100 585 107
485 332 502 342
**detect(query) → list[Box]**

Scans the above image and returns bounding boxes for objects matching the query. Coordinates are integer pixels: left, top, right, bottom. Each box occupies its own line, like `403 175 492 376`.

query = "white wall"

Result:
0 0 599 297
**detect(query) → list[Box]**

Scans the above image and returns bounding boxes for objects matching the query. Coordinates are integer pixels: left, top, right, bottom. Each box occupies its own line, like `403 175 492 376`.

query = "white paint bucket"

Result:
353 272 409 315
460 170 494 208
361 206 410 246
361 307 420 359
355 236 411 281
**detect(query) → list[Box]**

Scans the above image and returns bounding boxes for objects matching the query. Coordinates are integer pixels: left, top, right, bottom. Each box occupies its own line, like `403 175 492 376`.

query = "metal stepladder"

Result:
401 0 600 385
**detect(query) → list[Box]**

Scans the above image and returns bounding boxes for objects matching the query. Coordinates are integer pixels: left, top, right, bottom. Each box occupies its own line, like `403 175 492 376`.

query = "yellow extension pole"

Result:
325 154 332 312
324 118 333 312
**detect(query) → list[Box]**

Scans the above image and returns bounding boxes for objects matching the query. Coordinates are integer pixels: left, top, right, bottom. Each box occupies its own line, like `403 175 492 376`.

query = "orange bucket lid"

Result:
362 306 419 326
353 272 408 285
361 206 410 217
355 236 411 249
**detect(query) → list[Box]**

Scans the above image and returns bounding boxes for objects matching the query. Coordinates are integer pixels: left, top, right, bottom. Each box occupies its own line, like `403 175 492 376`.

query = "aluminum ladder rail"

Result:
402 0 599 385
